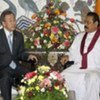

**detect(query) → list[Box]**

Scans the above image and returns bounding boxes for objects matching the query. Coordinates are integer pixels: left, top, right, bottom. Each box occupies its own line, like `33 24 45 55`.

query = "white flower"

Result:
41 88 45 92
31 46 34 49
35 27 42 31
43 40 47 43
50 73 57 80
58 15 66 20
41 34 44 37
58 44 65 49
30 38 33 42
37 45 42 48
48 76 52 79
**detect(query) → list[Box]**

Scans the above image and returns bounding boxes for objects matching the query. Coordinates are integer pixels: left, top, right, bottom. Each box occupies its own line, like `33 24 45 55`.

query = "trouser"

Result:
0 66 29 100
62 70 100 100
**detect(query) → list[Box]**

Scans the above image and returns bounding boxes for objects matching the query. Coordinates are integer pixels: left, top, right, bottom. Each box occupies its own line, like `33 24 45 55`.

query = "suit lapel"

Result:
2 29 11 53
1 29 18 54
13 31 17 54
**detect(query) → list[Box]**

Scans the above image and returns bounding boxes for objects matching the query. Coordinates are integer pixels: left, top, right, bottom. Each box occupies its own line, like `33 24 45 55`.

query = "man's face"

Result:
84 16 98 33
2 14 16 32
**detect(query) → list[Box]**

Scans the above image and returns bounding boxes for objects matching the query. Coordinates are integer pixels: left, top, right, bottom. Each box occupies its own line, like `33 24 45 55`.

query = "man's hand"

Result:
60 55 69 65
28 55 38 64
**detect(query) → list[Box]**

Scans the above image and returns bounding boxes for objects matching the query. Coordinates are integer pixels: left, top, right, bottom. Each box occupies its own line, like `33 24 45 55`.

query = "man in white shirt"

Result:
60 12 100 100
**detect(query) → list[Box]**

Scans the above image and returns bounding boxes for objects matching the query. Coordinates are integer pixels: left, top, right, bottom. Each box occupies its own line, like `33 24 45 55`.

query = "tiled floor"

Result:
0 96 3 100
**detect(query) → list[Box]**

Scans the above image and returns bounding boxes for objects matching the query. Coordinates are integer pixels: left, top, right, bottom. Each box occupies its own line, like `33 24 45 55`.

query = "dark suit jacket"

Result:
0 28 29 70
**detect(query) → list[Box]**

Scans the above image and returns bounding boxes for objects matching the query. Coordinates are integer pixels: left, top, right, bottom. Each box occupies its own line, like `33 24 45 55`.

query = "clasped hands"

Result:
60 55 69 65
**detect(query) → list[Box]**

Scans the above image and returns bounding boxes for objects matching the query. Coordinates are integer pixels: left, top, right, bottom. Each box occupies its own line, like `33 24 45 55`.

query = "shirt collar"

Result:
4 28 13 37
87 30 97 38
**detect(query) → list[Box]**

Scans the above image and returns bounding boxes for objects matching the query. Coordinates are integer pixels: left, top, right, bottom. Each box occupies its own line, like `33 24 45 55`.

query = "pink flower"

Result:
51 71 63 82
25 72 37 79
34 38 40 46
70 18 75 23
63 40 70 47
51 26 59 33
40 78 51 88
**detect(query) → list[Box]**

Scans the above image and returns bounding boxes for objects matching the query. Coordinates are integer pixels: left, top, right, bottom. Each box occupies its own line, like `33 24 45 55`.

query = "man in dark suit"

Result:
0 10 38 100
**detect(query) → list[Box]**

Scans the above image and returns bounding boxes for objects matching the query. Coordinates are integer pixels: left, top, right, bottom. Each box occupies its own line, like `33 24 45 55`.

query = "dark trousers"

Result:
0 66 29 100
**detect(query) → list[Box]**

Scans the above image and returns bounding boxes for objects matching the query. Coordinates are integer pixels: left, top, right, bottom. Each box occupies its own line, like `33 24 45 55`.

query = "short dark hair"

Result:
87 12 100 27
0 10 15 23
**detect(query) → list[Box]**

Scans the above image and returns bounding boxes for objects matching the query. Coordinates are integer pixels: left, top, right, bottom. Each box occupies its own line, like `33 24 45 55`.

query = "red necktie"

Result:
80 28 100 69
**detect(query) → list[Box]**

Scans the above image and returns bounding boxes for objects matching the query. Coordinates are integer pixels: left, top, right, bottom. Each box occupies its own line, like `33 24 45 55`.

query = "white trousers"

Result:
62 70 100 100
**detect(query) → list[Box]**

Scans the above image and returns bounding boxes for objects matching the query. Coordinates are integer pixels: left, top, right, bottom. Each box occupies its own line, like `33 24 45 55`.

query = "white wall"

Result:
0 0 95 32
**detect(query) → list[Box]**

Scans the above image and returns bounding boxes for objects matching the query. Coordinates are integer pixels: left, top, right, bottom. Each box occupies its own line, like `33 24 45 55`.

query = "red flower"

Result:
70 18 75 23
44 72 50 76
48 87 53 92
25 72 37 79
46 9 51 15
43 29 49 36
36 18 41 22
27 91 33 97
63 40 70 47
55 82 59 86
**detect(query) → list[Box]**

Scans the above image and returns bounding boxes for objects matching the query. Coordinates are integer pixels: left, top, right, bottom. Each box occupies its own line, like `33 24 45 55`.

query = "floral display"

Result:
23 0 76 51
17 65 69 100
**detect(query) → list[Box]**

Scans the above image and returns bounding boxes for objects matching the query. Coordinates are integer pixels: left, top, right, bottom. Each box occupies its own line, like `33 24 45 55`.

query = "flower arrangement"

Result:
23 0 76 51
17 65 69 100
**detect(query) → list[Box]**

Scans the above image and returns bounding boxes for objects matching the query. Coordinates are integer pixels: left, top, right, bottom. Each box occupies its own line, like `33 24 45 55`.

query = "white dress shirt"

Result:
4 28 16 69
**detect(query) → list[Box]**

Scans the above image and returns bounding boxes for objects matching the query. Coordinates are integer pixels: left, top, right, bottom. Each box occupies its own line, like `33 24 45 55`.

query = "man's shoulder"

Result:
75 32 85 39
0 28 4 31
13 29 23 36
14 29 21 33
0 28 4 35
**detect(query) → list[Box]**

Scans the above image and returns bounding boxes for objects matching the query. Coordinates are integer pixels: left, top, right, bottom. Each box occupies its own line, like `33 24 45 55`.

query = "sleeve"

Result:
68 34 81 61
18 32 29 61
